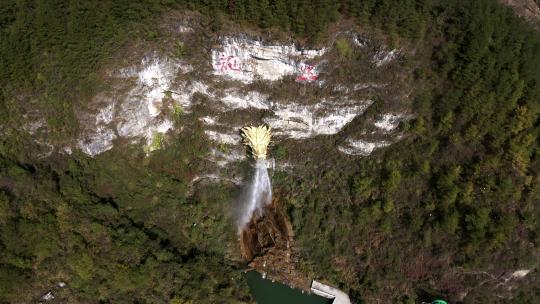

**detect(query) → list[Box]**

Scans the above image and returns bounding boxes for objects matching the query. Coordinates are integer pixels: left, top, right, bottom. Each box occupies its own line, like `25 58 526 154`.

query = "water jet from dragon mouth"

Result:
236 159 273 232
235 125 273 232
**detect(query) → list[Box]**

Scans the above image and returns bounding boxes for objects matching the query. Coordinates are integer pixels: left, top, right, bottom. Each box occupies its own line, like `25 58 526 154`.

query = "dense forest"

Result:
1 0 539 303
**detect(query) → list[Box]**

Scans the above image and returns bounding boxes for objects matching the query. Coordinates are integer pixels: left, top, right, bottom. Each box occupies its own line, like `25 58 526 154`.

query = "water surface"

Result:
245 271 333 304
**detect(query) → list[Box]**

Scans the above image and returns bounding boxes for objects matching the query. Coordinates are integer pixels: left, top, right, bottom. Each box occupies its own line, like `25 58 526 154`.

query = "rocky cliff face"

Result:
500 0 540 31
34 17 412 179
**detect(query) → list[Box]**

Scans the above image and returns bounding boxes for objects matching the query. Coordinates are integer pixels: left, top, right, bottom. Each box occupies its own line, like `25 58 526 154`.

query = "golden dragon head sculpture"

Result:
241 125 272 159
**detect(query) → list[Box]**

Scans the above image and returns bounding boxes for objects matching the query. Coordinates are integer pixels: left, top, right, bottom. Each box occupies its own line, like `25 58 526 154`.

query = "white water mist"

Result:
237 159 272 232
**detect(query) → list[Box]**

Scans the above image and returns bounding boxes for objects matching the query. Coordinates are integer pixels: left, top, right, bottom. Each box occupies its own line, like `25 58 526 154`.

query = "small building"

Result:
310 280 352 304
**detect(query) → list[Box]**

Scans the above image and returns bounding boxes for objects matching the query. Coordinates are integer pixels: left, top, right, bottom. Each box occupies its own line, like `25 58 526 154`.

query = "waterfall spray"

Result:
237 125 273 231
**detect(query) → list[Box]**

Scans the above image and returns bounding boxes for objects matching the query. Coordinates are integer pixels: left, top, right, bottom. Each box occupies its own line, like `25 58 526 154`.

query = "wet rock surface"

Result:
240 198 311 290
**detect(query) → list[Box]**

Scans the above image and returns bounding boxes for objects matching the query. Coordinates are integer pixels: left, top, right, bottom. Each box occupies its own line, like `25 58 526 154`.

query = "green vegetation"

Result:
0 0 168 138
1 0 539 303
148 132 165 152
274 1 540 302
0 127 249 303
335 38 353 59
173 41 188 58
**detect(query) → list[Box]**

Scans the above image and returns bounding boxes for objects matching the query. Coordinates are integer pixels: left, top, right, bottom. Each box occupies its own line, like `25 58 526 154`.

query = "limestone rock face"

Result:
211 37 326 83
24 23 411 184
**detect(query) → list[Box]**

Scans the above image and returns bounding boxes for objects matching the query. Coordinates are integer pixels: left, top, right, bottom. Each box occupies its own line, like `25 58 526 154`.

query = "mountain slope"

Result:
0 1 539 303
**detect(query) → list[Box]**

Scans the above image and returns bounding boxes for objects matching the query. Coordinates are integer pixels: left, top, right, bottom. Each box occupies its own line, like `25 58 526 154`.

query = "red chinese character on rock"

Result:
219 53 241 73
296 64 318 82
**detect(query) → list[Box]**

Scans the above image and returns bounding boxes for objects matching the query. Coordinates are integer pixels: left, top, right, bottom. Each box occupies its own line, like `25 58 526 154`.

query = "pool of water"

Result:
245 271 333 304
